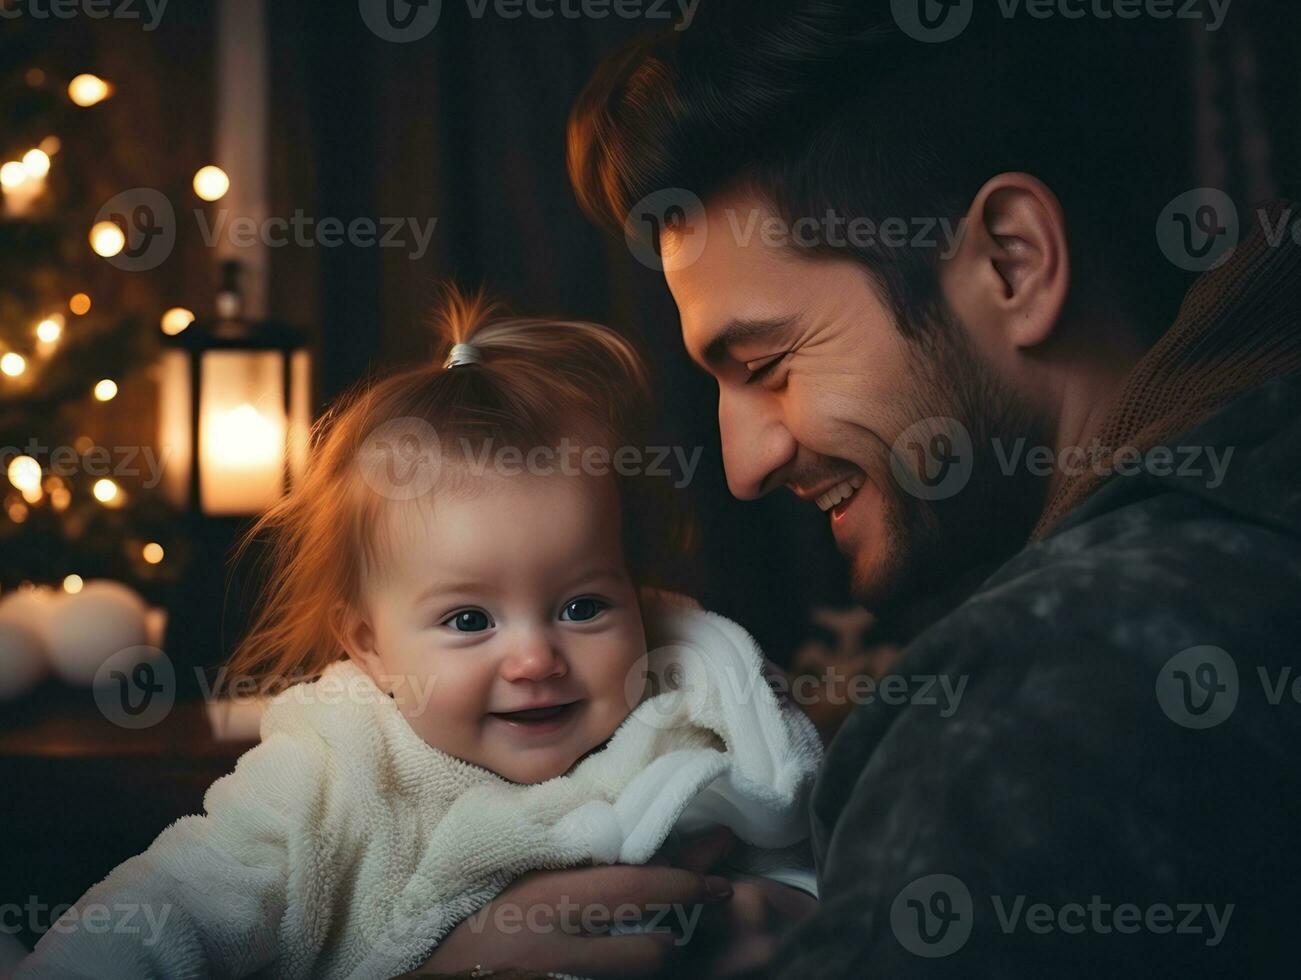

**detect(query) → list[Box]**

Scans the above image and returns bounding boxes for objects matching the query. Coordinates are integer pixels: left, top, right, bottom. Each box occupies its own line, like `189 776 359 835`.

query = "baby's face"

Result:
350 469 647 784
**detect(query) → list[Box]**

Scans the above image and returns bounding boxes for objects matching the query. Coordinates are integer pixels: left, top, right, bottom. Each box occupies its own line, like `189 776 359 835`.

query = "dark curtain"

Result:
263 1 854 665
261 0 1300 665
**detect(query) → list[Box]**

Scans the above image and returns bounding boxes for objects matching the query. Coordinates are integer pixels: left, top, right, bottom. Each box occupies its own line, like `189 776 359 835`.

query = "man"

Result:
425 2 1301 976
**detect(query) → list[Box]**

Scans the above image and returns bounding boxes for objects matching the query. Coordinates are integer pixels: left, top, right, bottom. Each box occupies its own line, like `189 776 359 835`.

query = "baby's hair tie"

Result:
444 342 483 369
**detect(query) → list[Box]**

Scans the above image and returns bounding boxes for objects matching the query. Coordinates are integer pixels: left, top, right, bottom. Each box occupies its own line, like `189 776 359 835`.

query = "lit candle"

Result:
200 401 286 514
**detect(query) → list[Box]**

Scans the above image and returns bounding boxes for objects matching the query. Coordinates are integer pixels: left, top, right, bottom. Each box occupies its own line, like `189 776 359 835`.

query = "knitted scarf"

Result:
1033 199 1301 537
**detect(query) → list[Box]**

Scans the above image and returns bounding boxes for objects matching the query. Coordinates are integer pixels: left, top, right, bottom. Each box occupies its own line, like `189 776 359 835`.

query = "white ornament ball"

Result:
0 619 48 700
45 580 149 686
0 585 59 645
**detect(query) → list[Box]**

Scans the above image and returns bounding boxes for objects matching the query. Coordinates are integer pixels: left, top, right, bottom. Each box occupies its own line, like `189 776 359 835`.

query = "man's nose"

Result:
499 630 568 684
718 386 797 500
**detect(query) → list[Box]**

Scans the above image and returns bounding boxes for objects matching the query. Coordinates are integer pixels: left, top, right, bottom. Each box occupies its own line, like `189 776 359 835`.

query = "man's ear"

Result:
334 603 387 692
940 172 1070 352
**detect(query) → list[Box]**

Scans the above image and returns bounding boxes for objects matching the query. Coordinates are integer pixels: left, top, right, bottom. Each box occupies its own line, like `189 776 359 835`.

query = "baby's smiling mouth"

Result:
489 700 583 727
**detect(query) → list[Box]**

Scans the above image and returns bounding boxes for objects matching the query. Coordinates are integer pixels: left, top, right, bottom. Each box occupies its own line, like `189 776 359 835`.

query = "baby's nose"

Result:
499 632 568 683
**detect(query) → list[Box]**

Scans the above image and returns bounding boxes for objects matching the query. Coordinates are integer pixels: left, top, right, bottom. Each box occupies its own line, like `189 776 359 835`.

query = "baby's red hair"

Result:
221 288 666 697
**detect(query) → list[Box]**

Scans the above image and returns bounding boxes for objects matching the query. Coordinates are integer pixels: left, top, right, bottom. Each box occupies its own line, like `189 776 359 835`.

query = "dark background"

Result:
263 1 858 657
8 0 1299 659
260 0 1301 656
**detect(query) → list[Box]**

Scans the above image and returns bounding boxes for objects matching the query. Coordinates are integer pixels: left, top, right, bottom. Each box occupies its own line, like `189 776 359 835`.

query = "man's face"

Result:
664 192 1043 610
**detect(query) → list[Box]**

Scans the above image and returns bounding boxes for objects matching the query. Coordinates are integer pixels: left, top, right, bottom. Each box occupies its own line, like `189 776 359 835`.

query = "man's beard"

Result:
849 314 1052 624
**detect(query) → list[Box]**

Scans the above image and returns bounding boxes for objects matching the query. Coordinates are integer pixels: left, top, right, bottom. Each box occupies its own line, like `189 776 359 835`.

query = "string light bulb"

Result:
1 353 27 377
7 456 41 493
90 221 125 257
93 379 118 402
69 293 92 315
36 318 62 343
63 574 84 594
161 307 195 336
92 478 120 504
21 149 50 179
68 74 112 107
0 162 27 190
142 543 165 565
193 165 230 202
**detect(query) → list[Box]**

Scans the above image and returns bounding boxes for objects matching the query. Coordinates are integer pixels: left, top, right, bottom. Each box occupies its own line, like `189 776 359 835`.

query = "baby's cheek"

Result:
402 663 487 740
590 645 647 727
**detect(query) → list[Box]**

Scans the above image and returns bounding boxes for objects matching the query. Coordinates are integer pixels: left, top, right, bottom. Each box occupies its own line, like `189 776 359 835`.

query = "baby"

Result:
17 293 821 979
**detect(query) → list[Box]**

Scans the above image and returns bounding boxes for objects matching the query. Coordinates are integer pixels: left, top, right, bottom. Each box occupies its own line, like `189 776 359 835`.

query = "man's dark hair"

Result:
568 0 1196 340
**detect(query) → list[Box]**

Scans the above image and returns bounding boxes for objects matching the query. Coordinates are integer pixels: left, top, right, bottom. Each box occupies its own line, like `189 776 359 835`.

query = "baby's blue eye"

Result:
560 597 606 622
442 609 493 632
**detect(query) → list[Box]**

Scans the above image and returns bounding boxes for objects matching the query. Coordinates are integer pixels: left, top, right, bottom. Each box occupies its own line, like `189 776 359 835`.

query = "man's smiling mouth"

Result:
815 474 866 513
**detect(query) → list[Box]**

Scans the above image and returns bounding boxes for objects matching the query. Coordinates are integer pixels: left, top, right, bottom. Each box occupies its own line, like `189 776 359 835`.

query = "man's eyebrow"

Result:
701 315 799 368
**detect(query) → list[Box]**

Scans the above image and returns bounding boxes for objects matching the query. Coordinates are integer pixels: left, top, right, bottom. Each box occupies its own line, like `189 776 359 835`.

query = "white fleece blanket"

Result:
17 601 822 980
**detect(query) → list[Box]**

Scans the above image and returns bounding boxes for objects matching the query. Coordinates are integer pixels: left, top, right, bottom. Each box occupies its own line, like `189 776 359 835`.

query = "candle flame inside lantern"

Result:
205 403 282 469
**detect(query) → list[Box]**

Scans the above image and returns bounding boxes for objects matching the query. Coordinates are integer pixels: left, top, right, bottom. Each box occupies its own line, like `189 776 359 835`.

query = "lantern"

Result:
158 261 310 515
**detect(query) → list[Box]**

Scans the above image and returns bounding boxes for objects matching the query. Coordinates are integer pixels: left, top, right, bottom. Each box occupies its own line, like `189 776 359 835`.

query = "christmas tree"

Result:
0 21 181 604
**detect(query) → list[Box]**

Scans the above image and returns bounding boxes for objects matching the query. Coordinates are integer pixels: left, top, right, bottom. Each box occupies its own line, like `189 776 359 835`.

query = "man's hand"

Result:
405 830 736 978
673 829 819 978
685 876 818 978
